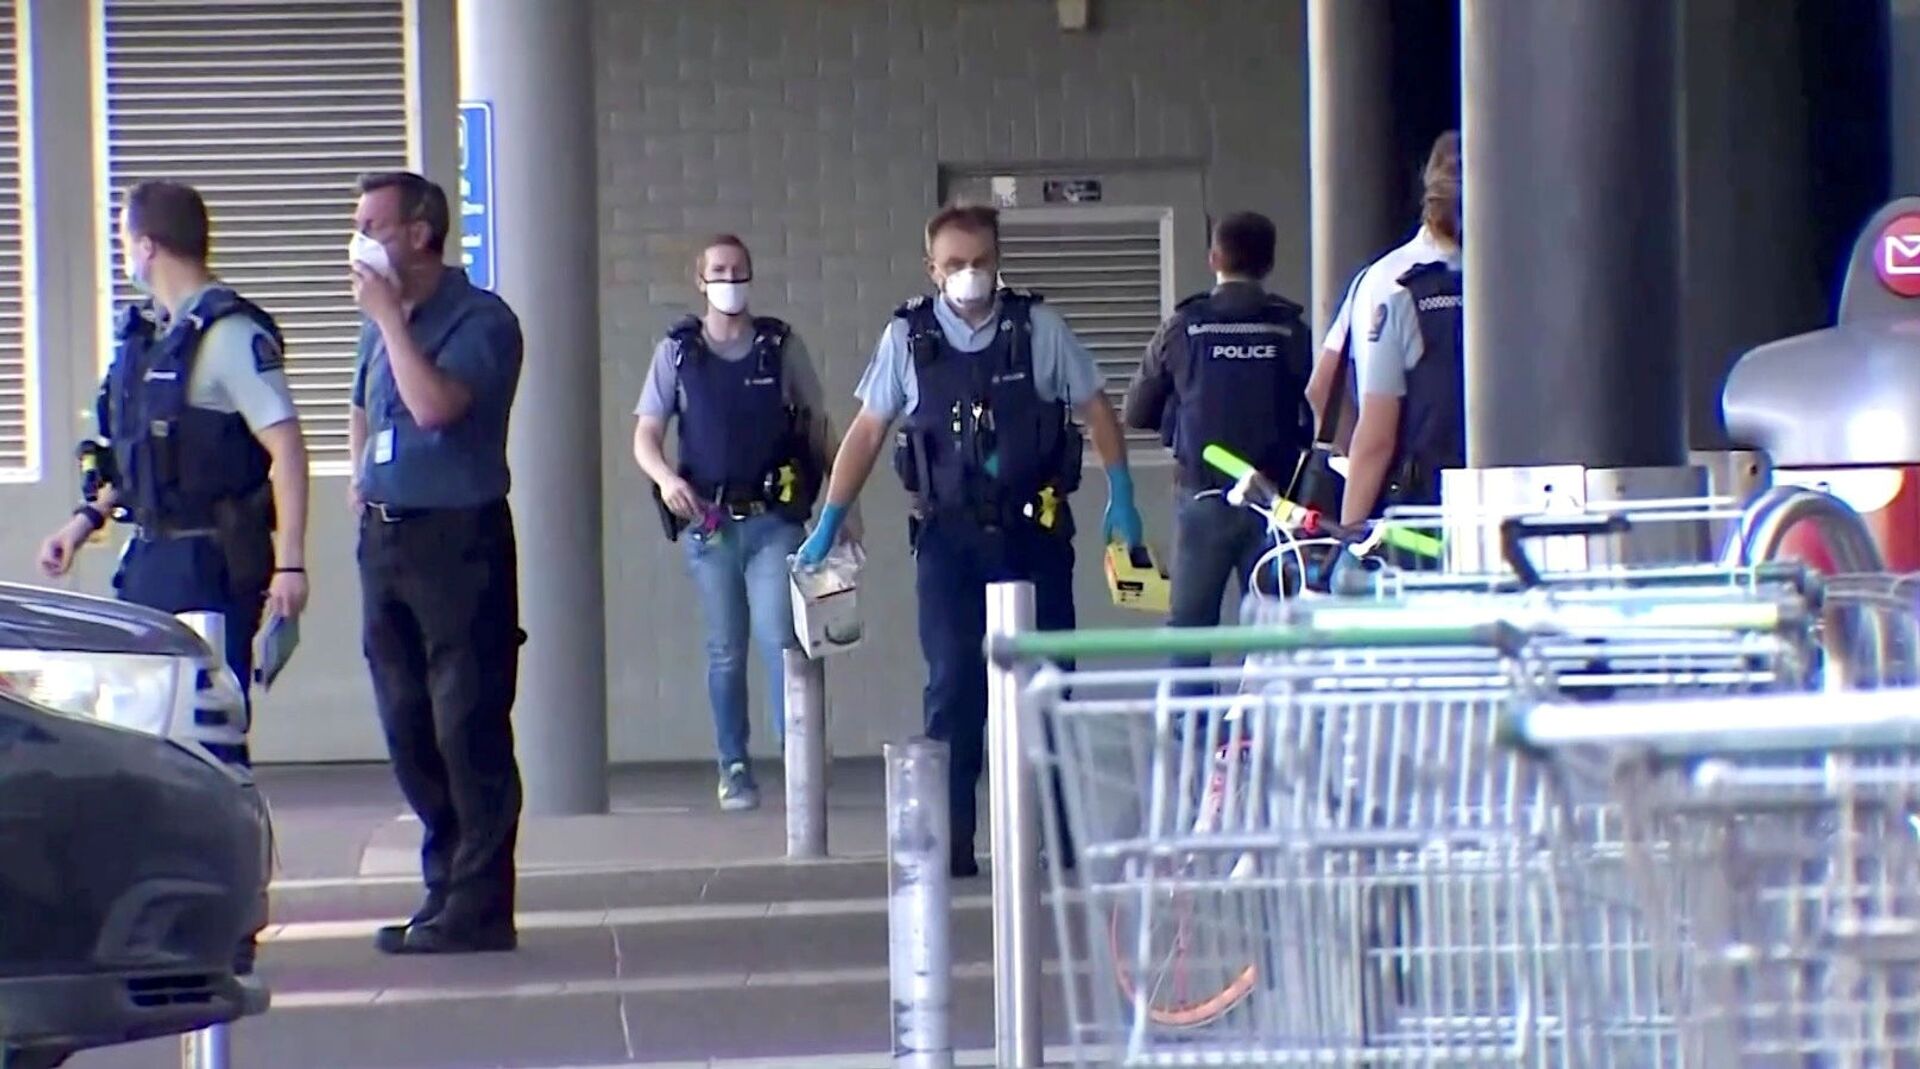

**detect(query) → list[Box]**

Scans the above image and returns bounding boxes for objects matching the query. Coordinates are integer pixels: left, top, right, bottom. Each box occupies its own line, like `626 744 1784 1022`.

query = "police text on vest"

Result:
1210 343 1279 360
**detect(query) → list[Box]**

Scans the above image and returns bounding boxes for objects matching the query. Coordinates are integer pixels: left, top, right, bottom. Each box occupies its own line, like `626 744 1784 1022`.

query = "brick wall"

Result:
595 0 1307 762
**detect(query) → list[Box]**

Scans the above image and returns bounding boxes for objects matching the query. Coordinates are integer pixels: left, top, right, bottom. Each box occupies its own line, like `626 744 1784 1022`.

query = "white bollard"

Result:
986 582 1043 1068
783 649 828 859
180 1023 230 1069
886 737 952 1069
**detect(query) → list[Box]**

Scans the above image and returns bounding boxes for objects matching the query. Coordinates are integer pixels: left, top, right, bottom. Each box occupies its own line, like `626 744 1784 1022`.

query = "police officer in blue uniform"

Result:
633 234 833 812
37 180 311 739
1123 211 1312 637
795 203 1145 878
1342 132 1464 524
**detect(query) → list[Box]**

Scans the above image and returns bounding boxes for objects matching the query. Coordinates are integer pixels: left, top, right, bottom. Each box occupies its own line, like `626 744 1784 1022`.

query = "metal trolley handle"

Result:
1499 513 1632 588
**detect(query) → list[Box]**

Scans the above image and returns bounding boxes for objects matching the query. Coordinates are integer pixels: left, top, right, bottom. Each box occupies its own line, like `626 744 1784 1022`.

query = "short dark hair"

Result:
924 202 1000 254
356 171 451 255
123 180 211 262
1211 211 1277 279
696 233 753 277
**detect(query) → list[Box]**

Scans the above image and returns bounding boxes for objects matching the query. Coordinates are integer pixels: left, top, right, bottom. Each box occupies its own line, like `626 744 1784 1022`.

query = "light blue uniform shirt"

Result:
853 294 1105 422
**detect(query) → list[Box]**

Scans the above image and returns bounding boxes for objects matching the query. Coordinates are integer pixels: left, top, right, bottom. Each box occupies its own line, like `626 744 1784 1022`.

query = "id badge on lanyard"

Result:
373 341 398 465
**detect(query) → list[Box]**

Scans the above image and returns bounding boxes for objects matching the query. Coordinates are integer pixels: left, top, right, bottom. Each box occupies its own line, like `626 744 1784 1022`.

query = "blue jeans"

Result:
1169 491 1271 685
683 512 805 770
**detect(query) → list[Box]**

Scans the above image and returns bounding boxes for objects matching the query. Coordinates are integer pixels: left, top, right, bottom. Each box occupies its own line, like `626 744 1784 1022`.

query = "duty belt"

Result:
707 484 772 521
367 502 433 524
915 489 1065 533
135 524 219 542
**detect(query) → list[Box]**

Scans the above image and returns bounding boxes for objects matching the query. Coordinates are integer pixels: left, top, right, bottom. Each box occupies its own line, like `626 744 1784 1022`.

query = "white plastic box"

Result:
788 544 864 659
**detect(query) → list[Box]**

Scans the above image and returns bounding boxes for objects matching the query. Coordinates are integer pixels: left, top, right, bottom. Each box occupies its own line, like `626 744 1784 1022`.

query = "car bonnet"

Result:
0 582 210 657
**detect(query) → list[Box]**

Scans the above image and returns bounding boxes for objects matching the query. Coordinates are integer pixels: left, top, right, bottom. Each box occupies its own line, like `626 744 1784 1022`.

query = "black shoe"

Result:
950 854 981 879
374 896 445 953
384 920 518 955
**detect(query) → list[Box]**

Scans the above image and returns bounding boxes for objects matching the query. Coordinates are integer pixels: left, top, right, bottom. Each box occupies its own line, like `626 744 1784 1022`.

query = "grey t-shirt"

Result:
634 325 825 421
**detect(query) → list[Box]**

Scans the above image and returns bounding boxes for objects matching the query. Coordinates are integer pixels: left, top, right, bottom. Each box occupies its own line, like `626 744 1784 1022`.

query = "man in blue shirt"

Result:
795 203 1145 878
347 171 526 956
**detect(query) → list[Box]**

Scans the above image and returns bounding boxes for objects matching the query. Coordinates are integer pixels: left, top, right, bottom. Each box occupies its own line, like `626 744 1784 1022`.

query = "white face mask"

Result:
123 247 150 293
348 231 398 284
943 267 995 305
705 280 749 316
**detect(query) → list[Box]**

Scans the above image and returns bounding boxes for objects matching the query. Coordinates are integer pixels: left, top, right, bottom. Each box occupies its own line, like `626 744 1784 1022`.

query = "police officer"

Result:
1337 131 1463 524
36 180 311 733
1123 211 1311 640
1307 130 1466 469
794 202 1145 878
632 234 835 812
348 171 526 955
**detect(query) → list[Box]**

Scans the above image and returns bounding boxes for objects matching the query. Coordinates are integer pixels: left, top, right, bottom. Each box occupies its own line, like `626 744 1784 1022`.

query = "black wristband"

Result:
274 566 306 575
73 505 104 532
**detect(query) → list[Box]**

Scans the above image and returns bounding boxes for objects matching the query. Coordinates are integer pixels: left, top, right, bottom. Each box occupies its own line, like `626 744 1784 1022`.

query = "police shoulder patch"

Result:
1366 303 1388 343
252 331 285 373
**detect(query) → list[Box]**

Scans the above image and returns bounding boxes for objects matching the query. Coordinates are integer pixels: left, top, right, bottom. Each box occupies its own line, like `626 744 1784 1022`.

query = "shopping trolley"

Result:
990 453 1906 1067
997 610 1823 1065
1505 686 1920 1068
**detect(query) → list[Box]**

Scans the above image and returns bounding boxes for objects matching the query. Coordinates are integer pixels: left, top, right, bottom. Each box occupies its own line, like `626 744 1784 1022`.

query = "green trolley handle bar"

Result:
987 620 1528 664
1201 443 1444 561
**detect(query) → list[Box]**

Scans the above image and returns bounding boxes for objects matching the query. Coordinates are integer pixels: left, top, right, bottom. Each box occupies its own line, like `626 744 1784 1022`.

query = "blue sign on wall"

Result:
458 101 497 290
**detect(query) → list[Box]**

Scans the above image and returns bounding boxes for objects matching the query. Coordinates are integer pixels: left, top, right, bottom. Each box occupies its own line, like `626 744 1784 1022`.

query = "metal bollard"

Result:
180 1023 230 1069
783 649 828 859
986 581 1043 1068
886 737 952 1069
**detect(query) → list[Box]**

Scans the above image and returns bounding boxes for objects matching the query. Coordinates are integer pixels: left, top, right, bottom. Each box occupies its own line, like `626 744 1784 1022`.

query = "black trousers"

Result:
358 499 524 928
114 533 266 753
913 515 1077 866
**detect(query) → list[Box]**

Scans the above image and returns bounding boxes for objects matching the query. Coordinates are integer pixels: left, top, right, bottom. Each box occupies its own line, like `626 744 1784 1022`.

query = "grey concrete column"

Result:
1892 0 1920 193
457 0 608 815
1307 0 1397 346
1461 0 1685 470
1678 0 1819 448
22 0 99 508
405 0 462 259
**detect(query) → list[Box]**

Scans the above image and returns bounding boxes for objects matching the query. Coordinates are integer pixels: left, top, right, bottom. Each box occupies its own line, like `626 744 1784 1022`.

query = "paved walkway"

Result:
65 763 1081 1069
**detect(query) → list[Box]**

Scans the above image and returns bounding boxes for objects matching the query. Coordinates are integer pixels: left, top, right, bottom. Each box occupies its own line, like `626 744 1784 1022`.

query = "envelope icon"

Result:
1886 234 1920 276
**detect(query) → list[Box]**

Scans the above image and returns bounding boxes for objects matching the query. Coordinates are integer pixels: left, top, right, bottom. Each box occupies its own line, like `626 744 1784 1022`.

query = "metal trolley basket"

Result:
991 500 1918 1068
1506 686 1920 1068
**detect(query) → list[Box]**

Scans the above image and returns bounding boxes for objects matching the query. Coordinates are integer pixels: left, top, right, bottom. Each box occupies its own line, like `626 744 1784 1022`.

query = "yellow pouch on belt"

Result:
1105 542 1170 615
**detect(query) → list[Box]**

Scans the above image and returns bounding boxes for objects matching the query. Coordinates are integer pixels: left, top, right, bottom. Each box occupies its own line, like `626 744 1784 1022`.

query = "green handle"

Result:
1205 442 1444 561
1380 525 1445 560
1202 444 1257 483
987 620 1525 662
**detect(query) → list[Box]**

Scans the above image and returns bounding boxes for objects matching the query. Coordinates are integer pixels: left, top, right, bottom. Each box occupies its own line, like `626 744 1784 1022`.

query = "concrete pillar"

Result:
21 0 100 511
405 0 462 241
457 0 608 815
1306 0 1398 346
1678 0 1822 449
1889 0 1920 193
1461 0 1685 470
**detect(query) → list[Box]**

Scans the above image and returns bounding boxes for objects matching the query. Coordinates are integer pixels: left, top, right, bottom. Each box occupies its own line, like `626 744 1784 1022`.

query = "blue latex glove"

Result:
795 503 847 568
1102 467 1145 548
